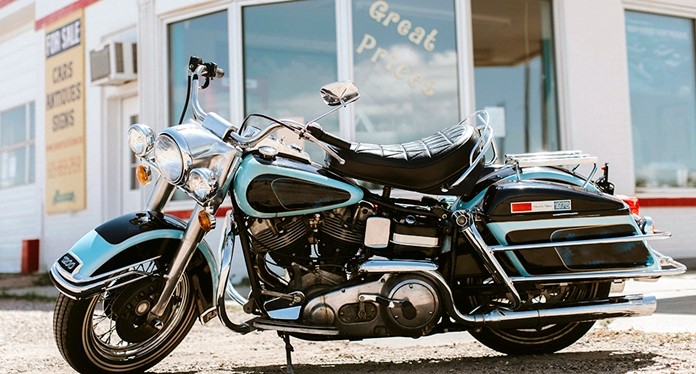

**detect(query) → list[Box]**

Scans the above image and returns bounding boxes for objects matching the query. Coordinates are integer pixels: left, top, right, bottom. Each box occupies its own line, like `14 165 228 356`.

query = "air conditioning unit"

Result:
89 41 137 85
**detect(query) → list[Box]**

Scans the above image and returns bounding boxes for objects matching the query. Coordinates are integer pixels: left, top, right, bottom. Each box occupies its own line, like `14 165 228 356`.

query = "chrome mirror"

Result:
320 81 359 106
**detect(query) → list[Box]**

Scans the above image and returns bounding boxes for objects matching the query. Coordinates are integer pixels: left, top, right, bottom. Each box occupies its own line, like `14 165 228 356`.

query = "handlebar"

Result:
186 56 347 164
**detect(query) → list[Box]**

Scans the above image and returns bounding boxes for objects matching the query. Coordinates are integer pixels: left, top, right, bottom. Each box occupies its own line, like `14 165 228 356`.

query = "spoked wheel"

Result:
467 280 610 355
53 263 197 373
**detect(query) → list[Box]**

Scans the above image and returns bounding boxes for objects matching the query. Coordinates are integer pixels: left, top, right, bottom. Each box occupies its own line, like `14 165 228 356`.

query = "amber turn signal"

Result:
198 210 216 232
136 164 152 185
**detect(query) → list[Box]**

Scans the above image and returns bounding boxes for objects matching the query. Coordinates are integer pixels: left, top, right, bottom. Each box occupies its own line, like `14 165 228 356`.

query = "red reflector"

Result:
617 195 640 215
511 202 533 213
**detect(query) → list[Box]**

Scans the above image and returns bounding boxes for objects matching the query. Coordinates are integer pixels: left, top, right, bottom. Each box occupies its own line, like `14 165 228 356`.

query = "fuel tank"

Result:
233 153 363 218
481 180 653 274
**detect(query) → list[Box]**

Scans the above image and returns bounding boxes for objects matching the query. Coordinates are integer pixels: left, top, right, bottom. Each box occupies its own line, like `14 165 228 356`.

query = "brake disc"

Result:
110 277 168 343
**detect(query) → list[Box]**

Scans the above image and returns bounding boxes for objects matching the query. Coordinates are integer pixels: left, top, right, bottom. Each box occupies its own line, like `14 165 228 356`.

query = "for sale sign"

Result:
44 11 86 214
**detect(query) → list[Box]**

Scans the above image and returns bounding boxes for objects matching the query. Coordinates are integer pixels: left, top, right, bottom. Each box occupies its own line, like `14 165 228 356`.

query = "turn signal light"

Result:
618 195 640 216
198 210 216 232
136 165 152 185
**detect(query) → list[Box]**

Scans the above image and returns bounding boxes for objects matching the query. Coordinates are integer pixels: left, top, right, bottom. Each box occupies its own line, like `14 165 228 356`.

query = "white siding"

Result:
0 26 42 272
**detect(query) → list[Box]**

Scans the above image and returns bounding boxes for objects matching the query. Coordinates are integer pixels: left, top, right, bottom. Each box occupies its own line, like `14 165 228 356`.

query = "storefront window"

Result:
472 0 558 155
168 11 229 125
352 0 459 144
0 102 35 188
243 0 338 141
626 12 696 189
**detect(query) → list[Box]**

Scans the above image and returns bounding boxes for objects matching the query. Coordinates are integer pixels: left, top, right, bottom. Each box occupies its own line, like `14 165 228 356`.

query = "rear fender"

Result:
49 211 218 317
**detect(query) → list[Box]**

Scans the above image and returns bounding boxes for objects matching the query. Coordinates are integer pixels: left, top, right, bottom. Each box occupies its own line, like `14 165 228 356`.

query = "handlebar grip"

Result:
306 123 351 150
215 68 225 79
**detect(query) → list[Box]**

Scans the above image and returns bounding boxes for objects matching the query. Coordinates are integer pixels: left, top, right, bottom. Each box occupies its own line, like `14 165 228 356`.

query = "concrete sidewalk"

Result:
605 272 696 333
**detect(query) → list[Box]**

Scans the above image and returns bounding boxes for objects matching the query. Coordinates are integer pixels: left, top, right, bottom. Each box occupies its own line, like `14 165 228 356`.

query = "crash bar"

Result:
489 231 671 253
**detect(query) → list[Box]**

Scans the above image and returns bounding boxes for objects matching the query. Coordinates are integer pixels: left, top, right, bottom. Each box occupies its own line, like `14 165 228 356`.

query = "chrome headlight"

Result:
128 124 155 156
154 134 189 184
187 168 218 201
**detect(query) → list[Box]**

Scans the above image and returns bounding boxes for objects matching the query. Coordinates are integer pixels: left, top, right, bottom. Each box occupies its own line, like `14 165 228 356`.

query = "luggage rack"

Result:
505 150 598 188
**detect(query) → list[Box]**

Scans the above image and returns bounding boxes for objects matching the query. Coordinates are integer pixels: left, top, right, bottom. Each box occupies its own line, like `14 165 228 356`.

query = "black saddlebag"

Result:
481 180 653 274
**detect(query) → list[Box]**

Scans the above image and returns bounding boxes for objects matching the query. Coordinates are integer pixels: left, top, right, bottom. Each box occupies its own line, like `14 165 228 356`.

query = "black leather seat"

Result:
325 124 484 196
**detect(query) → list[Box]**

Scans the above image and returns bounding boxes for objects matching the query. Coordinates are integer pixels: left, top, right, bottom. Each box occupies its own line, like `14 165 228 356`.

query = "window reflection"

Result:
0 103 34 188
352 0 459 144
472 0 558 155
168 11 229 201
243 0 337 160
244 3 337 126
626 12 696 188
168 11 229 125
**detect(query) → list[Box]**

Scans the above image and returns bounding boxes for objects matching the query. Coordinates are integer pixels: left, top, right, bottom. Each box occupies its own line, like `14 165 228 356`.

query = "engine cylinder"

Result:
248 216 309 266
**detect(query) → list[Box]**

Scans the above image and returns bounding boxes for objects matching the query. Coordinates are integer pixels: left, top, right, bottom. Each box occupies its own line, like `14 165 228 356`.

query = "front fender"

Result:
50 211 218 311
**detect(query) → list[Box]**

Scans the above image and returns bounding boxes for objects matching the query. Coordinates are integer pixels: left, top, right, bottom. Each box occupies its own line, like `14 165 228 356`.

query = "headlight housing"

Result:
150 123 239 205
187 168 218 201
154 133 188 184
128 124 155 156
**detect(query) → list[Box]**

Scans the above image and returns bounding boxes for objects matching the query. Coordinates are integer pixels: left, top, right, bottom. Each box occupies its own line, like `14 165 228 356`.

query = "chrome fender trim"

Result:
49 212 218 305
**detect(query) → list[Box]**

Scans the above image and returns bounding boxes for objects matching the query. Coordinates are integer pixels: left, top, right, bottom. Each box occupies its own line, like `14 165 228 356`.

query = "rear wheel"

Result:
468 281 610 355
53 265 197 373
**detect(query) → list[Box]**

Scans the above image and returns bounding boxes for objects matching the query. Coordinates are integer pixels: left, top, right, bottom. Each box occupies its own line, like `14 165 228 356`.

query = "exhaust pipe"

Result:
357 261 658 330
462 295 656 329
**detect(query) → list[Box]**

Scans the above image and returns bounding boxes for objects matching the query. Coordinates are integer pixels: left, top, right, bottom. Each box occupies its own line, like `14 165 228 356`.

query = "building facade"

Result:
0 0 694 272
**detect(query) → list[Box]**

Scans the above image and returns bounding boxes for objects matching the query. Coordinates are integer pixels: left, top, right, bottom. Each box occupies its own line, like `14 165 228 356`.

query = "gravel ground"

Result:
1 298 695 373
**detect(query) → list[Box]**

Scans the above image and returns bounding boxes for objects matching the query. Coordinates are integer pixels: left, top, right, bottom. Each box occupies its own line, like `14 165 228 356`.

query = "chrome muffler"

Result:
468 294 656 329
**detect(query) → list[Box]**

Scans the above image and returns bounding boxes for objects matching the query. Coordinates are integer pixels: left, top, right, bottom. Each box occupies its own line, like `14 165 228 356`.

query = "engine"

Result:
245 198 446 338
246 203 375 275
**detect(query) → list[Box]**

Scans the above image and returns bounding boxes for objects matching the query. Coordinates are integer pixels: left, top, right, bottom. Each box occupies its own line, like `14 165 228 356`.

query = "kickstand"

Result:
279 332 294 374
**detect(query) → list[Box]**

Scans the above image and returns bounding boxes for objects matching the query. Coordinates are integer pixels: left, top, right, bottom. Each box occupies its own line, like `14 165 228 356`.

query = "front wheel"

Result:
53 273 197 373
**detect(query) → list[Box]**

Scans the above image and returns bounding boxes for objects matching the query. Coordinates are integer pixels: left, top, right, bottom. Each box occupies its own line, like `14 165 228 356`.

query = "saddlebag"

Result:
480 180 653 274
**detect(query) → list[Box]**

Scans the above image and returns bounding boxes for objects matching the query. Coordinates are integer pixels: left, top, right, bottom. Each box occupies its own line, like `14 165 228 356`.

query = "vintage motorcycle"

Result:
50 57 686 373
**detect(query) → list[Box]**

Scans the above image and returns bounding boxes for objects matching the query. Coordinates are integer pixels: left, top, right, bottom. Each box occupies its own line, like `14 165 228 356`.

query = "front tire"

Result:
53 274 197 373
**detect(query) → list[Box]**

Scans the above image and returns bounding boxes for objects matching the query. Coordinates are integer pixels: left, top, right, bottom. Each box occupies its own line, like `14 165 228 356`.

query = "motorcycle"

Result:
50 56 686 373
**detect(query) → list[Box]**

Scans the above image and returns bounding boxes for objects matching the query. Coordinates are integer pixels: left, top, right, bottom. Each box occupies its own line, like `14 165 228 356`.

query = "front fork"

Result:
144 178 208 320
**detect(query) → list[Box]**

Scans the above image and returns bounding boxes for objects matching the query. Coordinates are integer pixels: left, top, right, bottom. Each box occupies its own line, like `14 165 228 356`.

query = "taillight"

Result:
617 195 640 216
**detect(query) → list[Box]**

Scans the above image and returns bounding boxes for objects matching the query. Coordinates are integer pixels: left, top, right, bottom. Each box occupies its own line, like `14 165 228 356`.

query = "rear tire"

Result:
468 282 610 355
53 274 197 373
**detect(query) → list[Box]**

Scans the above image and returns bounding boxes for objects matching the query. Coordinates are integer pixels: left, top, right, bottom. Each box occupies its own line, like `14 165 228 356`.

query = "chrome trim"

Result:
190 65 208 121
266 306 302 320
358 259 438 273
391 233 439 248
471 294 656 329
215 211 253 333
145 177 175 212
356 258 657 329
253 319 340 336
505 150 598 187
150 205 206 317
50 256 160 299
490 231 671 252
447 111 494 191
509 266 686 283
460 224 523 309
128 123 156 156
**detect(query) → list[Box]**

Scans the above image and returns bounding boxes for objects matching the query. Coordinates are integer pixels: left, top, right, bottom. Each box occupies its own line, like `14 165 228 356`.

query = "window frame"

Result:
624 1 696 194
0 102 35 189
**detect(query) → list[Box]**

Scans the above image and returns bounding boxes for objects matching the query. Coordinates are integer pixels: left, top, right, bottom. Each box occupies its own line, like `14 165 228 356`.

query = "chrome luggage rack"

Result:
505 150 598 188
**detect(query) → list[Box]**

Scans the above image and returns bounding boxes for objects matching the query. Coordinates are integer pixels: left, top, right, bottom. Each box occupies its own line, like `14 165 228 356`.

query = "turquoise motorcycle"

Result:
50 57 686 373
